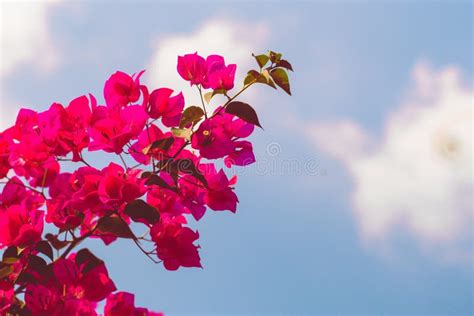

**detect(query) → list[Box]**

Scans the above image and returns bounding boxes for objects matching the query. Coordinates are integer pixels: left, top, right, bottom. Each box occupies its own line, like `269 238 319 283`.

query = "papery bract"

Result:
98 163 145 209
7 134 60 187
177 53 207 87
206 55 237 91
191 109 255 162
130 126 187 165
224 140 256 167
88 105 148 154
25 255 116 315
54 95 93 161
202 164 238 212
104 71 144 109
105 292 163 316
0 176 44 211
147 173 184 217
191 118 235 159
0 205 44 249
147 88 184 127
151 216 201 271
0 287 13 314
177 174 207 221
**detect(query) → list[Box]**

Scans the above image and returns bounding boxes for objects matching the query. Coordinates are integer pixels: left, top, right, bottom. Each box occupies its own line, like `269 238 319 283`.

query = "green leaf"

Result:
15 270 35 284
145 174 178 192
143 137 175 154
141 171 153 179
172 159 208 187
225 101 262 128
27 255 48 274
0 264 13 279
270 68 291 95
36 240 54 261
212 88 226 96
265 77 277 89
179 106 204 129
244 70 276 89
171 127 192 141
124 199 160 225
244 74 254 86
75 248 103 274
244 70 259 86
253 53 270 68
2 257 19 264
2 246 19 264
97 216 134 239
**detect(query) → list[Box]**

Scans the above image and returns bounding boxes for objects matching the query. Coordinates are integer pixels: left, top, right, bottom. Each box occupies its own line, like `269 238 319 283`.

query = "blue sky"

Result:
0 1 473 315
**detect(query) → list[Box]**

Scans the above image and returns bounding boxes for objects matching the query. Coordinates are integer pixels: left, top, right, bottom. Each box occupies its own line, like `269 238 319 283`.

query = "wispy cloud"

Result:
0 1 61 130
307 62 473 263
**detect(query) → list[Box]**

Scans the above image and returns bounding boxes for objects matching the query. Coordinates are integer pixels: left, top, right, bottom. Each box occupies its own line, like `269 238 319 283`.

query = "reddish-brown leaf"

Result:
225 101 262 128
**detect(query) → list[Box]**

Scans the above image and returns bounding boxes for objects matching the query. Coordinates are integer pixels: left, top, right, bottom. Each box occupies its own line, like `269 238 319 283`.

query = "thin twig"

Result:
197 85 208 118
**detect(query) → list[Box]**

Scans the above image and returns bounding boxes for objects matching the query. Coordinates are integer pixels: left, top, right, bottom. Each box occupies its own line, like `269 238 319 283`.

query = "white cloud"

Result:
309 62 473 263
0 1 60 130
146 18 269 109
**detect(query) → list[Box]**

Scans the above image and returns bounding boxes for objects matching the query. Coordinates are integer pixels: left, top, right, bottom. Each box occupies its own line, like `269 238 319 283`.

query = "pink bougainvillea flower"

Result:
46 166 109 231
47 171 102 231
177 172 207 221
0 177 44 212
47 173 83 230
25 255 116 315
206 55 237 91
191 118 235 159
0 287 14 314
105 292 135 316
130 125 187 165
76 261 117 302
68 167 104 214
104 70 144 109
129 124 164 164
191 108 255 163
27 156 60 188
218 109 255 139
147 172 184 217
25 284 63 315
36 103 62 150
88 104 148 154
105 292 163 316
201 164 238 212
12 108 39 132
224 140 256 167
177 52 207 87
151 216 201 270
147 88 184 127
5 111 60 187
53 95 94 161
0 205 44 249
177 53 236 91
98 163 146 209
36 95 93 161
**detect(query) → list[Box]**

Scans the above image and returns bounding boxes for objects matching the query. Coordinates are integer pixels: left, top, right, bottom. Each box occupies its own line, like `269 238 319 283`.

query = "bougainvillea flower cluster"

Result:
0 50 292 315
